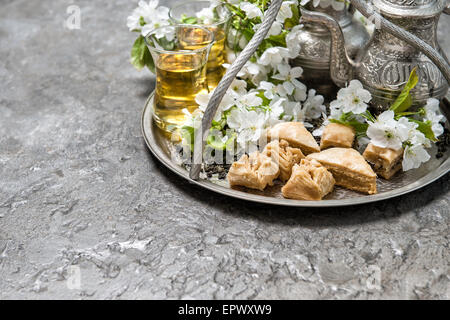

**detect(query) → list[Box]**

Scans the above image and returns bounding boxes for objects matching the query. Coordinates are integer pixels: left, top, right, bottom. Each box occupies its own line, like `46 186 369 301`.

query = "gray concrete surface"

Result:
0 0 449 300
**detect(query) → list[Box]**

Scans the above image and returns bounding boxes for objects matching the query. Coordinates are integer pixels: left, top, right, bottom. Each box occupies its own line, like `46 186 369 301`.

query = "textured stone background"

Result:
0 0 449 299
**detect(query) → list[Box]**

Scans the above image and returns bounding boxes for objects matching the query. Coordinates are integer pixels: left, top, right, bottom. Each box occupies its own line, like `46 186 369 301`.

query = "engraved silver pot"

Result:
302 0 450 112
291 2 370 99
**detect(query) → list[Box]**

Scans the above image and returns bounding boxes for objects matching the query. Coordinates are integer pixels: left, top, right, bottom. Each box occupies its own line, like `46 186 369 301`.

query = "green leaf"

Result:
207 133 235 150
409 119 437 142
389 67 419 113
131 35 155 73
180 15 198 24
284 4 300 29
181 126 195 149
330 112 369 137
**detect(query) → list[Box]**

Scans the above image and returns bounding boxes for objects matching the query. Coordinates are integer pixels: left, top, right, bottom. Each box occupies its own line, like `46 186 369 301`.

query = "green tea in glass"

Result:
169 0 231 91
145 25 214 133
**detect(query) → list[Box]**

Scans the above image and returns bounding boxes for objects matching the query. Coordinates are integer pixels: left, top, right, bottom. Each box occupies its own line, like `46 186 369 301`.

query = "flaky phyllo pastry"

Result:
363 143 403 180
282 159 335 201
320 123 355 150
267 122 320 155
307 148 377 195
227 151 280 191
262 139 305 182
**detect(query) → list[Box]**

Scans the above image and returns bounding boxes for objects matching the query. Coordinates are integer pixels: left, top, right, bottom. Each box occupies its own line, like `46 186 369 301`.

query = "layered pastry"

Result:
267 122 320 155
307 147 377 194
262 139 305 182
320 123 355 150
227 151 280 191
363 143 403 180
282 159 335 201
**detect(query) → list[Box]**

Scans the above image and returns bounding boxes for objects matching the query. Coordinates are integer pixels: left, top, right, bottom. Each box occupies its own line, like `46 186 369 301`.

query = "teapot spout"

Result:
300 9 353 88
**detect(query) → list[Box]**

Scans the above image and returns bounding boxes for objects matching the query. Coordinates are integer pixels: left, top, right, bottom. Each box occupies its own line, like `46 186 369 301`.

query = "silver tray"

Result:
142 92 450 207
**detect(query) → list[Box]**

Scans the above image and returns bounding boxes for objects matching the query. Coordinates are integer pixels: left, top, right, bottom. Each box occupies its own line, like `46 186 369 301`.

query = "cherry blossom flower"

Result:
367 110 403 150
258 81 287 100
402 144 431 171
271 64 305 95
265 98 285 126
227 107 267 146
330 80 372 115
195 90 236 121
313 0 346 11
286 25 303 58
240 2 263 19
196 6 216 24
302 89 326 119
423 98 445 138
236 92 263 109
230 79 248 97
277 0 297 23
258 47 290 66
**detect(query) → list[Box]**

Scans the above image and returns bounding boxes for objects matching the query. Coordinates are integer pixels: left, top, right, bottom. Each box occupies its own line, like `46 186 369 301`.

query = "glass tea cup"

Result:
169 1 231 91
145 25 214 134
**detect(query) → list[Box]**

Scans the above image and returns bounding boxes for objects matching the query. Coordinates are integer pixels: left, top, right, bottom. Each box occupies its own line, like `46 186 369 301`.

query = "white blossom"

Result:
236 91 263 109
227 107 267 146
367 110 403 150
402 144 431 171
294 84 308 102
234 61 268 86
258 81 287 100
330 80 372 115
314 0 346 11
240 2 263 19
277 0 297 23
127 9 143 31
283 100 305 122
266 98 285 126
195 90 236 121
271 64 304 95
142 22 173 39
256 21 284 37
423 98 445 138
258 47 290 66
312 114 329 137
286 25 303 58
303 89 326 119
196 6 216 24
230 79 248 97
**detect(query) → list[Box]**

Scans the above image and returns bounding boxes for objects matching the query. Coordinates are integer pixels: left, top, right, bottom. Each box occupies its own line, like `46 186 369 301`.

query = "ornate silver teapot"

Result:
292 2 370 98
301 0 450 111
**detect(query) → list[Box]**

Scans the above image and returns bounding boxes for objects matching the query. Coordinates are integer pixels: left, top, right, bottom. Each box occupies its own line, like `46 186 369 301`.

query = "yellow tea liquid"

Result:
154 53 208 132
179 27 226 90
206 28 226 90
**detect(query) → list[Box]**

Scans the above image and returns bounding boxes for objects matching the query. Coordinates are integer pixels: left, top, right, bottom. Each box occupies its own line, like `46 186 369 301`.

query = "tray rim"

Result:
141 92 450 207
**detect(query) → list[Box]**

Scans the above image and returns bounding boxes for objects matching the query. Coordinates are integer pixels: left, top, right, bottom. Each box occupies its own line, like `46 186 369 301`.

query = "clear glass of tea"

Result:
145 25 214 133
169 1 231 91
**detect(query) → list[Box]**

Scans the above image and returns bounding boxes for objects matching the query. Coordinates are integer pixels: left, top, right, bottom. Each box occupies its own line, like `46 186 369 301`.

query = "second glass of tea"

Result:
145 25 214 133
169 0 231 91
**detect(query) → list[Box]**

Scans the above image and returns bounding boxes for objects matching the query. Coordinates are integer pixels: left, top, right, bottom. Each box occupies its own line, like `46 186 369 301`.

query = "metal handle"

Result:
444 3 450 15
189 0 284 180
350 0 450 85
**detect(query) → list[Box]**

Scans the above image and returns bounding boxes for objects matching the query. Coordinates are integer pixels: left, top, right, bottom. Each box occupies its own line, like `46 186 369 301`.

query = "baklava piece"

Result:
320 123 355 150
267 122 320 155
307 147 377 195
363 143 403 180
262 139 305 182
282 159 335 201
227 151 280 191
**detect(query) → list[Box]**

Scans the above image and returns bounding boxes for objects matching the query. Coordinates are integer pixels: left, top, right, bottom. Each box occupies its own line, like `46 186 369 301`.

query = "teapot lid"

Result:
373 0 446 18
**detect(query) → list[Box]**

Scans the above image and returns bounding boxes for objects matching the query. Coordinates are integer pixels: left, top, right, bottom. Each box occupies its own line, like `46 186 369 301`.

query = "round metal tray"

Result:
142 92 450 207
